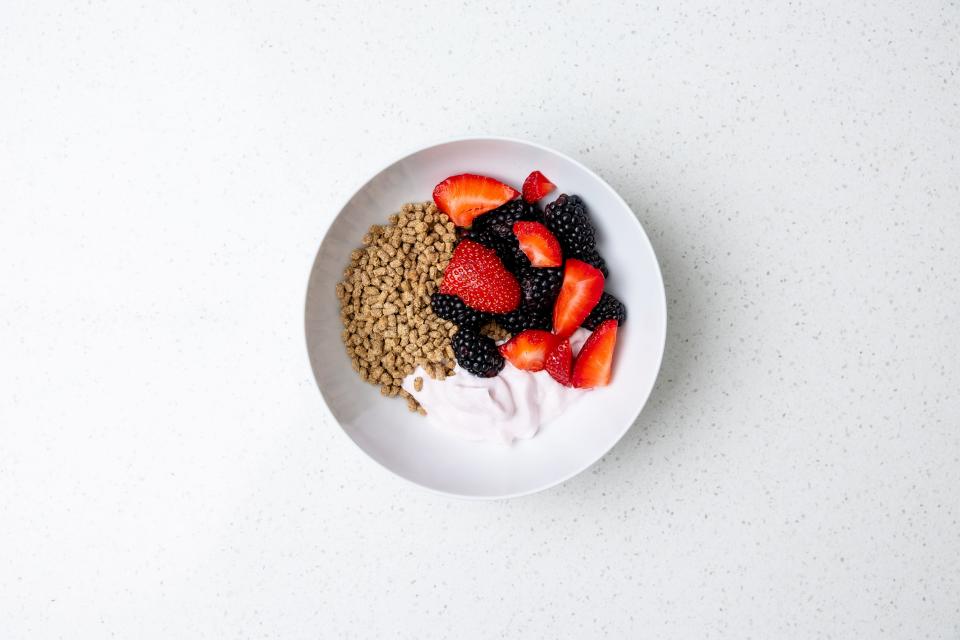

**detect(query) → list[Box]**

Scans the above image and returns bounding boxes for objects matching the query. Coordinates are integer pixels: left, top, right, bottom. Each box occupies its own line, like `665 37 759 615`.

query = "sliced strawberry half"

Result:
513 221 562 267
544 338 573 386
552 258 605 338
498 329 561 372
521 170 556 203
571 319 618 388
433 174 519 228
439 239 520 313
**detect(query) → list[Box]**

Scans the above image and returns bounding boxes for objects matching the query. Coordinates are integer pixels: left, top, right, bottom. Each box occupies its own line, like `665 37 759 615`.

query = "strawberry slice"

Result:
544 338 573 386
498 329 560 372
433 174 519 228
571 319 618 388
552 258 605 338
439 239 520 313
513 221 562 267
521 170 556 203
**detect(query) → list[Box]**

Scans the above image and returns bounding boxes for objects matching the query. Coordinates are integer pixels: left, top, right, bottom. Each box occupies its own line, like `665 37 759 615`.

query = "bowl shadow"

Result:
567 188 703 482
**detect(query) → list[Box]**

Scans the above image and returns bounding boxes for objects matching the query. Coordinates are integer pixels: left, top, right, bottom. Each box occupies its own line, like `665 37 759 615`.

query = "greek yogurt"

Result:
402 328 591 443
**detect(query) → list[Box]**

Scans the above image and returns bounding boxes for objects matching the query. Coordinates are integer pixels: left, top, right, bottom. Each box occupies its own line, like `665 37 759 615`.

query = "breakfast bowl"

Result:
305 137 666 499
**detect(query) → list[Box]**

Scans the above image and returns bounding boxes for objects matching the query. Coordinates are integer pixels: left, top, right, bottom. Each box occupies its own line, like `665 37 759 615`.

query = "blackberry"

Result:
430 293 484 329
495 306 552 334
543 194 596 257
571 247 609 277
582 292 626 330
472 199 538 235
461 227 500 250
463 224 530 273
451 328 504 378
517 267 563 310
467 198 540 274
503 237 532 272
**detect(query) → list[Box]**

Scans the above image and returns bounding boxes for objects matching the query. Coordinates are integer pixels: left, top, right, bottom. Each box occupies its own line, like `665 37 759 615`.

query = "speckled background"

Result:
2 1 959 638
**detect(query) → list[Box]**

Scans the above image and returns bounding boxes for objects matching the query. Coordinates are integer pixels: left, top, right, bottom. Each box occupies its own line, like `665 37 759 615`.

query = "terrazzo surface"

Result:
1 1 958 637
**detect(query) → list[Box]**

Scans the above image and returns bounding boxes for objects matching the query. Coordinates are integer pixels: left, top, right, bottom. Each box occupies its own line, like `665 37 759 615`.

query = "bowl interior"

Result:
305 138 666 498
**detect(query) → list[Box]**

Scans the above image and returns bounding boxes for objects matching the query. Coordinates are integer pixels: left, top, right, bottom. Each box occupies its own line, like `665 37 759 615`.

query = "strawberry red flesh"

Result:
552 259 605 338
433 174 519 228
498 329 560 372
571 319 618 388
513 221 562 267
544 338 573 386
521 170 556 203
439 239 520 313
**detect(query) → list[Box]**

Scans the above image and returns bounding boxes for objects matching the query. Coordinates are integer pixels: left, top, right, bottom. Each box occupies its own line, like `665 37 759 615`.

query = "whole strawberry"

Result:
439 239 520 313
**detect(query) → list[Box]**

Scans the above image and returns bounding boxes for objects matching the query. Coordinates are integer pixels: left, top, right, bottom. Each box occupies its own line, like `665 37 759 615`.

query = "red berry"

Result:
433 174 519 228
498 329 561 372
521 170 556 203
544 338 573 386
513 221 563 268
571 319 618 388
552 259 605 338
439 240 520 313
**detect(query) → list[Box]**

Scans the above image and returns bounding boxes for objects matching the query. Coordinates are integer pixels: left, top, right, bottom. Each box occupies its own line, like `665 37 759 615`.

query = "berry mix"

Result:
338 169 627 414
431 170 626 387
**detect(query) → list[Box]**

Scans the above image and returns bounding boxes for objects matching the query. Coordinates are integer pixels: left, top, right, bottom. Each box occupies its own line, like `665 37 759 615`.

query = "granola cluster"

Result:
335 202 458 412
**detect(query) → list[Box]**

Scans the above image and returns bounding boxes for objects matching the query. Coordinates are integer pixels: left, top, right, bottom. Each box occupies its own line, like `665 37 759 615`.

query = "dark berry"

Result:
582 292 626 330
463 222 530 273
451 328 505 377
517 267 563 310
571 247 609 278
472 199 538 234
461 228 500 250
543 194 596 258
430 293 485 329
495 306 552 334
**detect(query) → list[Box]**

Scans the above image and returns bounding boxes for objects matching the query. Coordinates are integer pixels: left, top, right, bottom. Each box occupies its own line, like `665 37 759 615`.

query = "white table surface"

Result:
2 1 959 638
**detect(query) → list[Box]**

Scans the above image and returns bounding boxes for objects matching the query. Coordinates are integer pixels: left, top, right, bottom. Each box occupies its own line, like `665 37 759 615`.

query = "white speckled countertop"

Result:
2 1 959 638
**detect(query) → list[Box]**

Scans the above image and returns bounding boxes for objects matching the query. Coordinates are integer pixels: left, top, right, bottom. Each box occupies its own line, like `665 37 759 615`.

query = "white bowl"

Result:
305 137 666 499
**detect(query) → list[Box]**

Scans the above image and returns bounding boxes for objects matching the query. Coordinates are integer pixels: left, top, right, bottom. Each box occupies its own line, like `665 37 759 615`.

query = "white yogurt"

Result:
402 328 592 443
